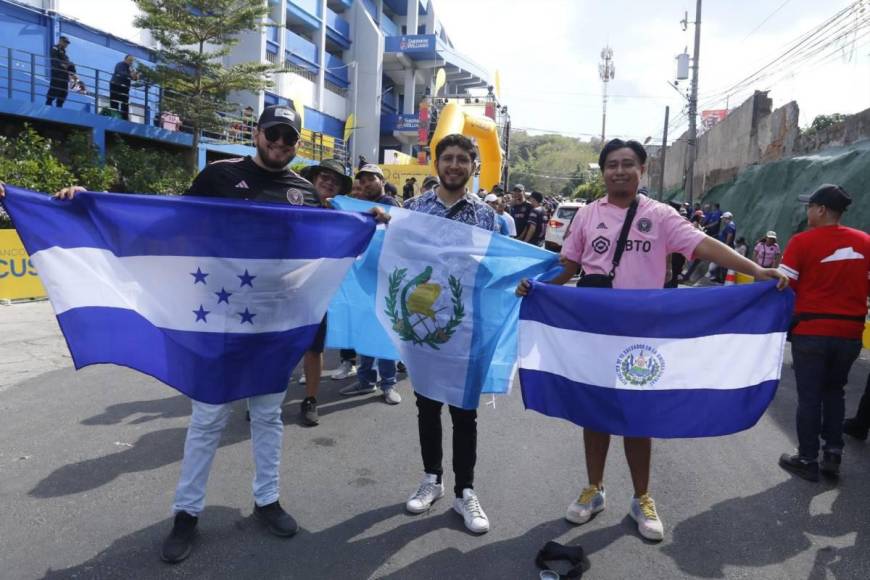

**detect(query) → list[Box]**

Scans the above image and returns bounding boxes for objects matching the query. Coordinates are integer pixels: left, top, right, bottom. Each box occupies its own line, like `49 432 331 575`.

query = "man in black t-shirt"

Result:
509 184 532 239
46 105 316 563
521 191 547 246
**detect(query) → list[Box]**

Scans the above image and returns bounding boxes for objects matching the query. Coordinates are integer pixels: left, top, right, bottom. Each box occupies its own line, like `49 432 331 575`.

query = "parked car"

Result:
544 201 585 251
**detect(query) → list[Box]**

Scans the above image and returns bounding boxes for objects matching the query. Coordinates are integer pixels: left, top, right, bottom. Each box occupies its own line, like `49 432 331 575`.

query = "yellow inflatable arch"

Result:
428 102 503 191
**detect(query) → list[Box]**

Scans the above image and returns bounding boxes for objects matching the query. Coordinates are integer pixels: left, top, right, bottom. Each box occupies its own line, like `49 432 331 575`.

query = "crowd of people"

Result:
0 103 867 568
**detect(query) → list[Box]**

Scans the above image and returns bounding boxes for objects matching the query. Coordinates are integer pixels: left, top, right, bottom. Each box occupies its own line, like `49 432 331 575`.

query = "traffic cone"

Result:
724 269 737 285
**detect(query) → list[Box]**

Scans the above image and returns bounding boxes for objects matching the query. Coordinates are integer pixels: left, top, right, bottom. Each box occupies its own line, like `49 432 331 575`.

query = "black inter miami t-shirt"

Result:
185 156 320 207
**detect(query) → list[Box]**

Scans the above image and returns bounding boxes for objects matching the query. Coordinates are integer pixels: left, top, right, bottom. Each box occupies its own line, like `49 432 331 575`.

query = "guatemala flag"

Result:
519 281 794 437
329 196 561 409
1 185 374 404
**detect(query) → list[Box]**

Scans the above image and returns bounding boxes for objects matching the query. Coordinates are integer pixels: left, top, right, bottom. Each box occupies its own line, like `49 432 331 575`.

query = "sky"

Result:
431 0 870 143
60 0 870 144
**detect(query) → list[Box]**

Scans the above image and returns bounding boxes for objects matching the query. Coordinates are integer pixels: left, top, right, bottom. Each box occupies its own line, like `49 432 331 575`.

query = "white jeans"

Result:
172 391 285 516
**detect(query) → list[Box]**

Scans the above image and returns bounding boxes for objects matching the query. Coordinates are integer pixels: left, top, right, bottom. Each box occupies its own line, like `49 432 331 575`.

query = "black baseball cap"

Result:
257 104 302 137
59 36 70 44
798 184 852 212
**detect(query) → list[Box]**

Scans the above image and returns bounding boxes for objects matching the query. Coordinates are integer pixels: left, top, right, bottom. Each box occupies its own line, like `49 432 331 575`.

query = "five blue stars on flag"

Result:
190 266 257 325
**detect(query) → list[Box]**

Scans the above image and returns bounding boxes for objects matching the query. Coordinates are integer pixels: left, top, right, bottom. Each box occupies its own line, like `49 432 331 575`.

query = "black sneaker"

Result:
843 418 869 441
779 453 820 482
254 500 299 537
820 451 842 477
397 361 407 374
160 511 198 564
301 396 319 427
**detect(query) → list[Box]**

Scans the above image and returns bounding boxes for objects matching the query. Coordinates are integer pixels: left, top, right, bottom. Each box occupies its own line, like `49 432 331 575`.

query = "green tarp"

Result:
664 139 870 247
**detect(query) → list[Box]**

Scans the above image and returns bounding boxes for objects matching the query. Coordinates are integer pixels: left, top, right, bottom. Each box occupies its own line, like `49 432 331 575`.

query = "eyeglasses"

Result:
263 125 298 146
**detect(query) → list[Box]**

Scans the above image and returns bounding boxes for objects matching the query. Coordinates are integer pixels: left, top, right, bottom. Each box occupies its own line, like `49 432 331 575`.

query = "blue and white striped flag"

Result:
1 185 374 404
329 196 561 409
519 281 794 437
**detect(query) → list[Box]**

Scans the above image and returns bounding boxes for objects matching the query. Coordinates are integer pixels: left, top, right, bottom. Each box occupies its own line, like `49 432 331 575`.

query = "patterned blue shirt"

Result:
403 189 498 232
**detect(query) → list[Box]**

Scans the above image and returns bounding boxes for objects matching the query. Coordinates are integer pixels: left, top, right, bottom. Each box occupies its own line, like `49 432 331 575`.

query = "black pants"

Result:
416 392 477 497
109 83 130 120
45 79 68 107
340 349 357 363
792 335 862 459
849 373 870 430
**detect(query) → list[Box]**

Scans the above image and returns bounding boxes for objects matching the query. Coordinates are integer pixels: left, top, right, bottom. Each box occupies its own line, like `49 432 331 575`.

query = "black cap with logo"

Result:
257 104 302 137
798 184 852 212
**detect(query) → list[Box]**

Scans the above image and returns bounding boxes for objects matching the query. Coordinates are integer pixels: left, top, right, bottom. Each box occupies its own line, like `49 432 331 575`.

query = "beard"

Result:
437 169 470 192
256 140 294 170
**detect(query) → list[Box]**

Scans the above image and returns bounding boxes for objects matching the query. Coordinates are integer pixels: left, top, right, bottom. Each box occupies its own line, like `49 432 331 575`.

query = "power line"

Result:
742 0 795 41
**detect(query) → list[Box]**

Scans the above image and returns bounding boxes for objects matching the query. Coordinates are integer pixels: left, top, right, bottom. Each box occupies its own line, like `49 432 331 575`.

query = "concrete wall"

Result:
649 90 870 199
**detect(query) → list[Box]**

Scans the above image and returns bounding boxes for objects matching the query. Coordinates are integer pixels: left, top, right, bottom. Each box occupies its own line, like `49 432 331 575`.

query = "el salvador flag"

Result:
519 281 794 437
329 196 561 410
1 185 374 404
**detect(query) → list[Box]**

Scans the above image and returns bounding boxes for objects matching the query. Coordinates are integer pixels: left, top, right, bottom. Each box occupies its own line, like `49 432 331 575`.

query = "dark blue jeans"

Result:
791 335 862 460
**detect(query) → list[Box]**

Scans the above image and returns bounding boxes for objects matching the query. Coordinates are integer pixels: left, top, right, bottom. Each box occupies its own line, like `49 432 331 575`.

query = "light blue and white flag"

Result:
519 281 794 437
1 185 374 404
330 196 561 409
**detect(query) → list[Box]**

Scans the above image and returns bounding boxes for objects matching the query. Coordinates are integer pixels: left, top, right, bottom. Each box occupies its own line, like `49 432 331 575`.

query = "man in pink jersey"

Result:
517 138 787 541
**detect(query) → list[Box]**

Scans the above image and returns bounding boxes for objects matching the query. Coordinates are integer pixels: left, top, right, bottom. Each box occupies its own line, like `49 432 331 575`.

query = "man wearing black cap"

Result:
338 163 401 404
45 36 75 108
162 104 314 562
778 184 870 482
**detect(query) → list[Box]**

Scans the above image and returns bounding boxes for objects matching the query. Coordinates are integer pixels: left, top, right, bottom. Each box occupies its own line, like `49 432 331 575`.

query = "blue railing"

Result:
325 53 348 87
0 44 347 162
289 0 322 19
380 16 399 37
325 7 351 46
285 29 319 73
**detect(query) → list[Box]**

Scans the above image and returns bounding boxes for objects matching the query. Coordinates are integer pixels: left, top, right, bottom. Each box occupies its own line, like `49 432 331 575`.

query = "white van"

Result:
544 201 585 251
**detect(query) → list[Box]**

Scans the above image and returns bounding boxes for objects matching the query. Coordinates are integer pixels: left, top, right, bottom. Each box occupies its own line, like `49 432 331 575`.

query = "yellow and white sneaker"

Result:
629 494 664 541
565 484 605 524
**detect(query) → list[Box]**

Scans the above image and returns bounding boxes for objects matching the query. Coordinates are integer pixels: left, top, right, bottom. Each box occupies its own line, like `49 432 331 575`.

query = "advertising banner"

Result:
0 229 46 301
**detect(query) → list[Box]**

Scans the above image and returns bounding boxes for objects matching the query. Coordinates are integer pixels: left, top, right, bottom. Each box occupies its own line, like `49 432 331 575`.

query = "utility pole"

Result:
685 0 702 209
598 46 615 147
658 105 669 199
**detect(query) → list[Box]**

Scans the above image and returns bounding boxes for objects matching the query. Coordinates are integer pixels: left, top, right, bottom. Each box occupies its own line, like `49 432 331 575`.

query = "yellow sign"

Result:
377 164 433 196
0 229 46 301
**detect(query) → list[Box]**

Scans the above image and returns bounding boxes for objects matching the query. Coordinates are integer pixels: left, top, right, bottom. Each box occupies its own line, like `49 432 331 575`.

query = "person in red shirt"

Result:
778 184 870 482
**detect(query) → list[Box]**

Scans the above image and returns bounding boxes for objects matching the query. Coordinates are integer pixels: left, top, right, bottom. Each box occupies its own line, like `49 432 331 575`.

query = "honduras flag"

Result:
330 196 561 409
1 185 374 404
519 281 794 437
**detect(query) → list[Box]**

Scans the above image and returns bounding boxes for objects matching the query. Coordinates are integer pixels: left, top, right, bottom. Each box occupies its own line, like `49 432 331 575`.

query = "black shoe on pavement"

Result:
843 418 868 441
301 396 319 427
160 511 198 564
779 453 820 482
820 451 842 477
397 361 407 374
254 500 299 537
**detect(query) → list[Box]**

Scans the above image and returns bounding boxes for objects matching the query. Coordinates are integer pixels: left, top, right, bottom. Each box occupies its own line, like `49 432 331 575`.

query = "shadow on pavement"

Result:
383 517 631 580
41 503 480 579
663 476 870 578
81 394 190 425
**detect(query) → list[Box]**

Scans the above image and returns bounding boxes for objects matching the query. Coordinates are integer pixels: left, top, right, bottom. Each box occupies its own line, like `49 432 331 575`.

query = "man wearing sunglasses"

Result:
183 105 319 207
161 104 318 564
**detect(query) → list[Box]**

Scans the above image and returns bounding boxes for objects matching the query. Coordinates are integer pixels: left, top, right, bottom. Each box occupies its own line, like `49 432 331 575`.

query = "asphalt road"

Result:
1 301 869 580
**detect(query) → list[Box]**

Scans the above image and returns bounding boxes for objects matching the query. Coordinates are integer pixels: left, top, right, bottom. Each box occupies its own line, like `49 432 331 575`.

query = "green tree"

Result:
107 137 192 195
133 0 278 173
507 130 598 195
572 172 606 201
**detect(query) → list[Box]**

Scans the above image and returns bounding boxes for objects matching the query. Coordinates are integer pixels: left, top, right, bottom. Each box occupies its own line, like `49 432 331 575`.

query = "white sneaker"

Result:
332 360 357 380
406 474 444 514
565 484 606 524
383 387 402 405
629 494 664 541
453 489 490 534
